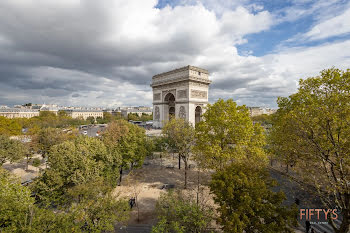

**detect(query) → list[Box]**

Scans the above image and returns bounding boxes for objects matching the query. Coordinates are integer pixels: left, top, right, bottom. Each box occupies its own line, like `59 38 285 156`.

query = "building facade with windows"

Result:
64 109 103 120
0 108 39 118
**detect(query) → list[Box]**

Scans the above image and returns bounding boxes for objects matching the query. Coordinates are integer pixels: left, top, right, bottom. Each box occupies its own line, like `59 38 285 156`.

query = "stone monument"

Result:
151 65 211 128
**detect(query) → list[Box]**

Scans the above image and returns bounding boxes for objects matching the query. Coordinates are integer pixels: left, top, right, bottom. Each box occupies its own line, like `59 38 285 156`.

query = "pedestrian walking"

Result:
305 220 311 233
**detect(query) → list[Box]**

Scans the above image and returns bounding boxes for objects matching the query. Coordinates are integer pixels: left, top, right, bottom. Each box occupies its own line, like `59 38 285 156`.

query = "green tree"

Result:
114 112 122 120
0 168 34 231
96 116 105 124
102 120 129 185
39 110 56 118
195 99 266 170
0 116 22 136
86 116 95 124
103 112 112 122
210 162 297 233
152 190 214 233
0 168 78 232
269 68 350 233
57 110 68 117
251 114 273 125
1 168 127 232
140 113 153 122
153 136 168 154
37 111 59 128
162 118 195 189
32 158 41 169
33 136 110 204
66 180 130 232
0 135 27 166
32 135 130 231
32 127 71 159
102 120 147 184
127 113 139 121
144 136 156 158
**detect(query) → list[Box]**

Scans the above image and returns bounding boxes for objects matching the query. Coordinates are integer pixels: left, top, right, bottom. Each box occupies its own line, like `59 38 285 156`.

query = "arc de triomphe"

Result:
151 65 211 128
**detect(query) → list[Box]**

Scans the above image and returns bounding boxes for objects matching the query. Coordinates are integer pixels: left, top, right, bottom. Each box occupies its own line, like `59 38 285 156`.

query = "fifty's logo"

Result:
300 209 338 220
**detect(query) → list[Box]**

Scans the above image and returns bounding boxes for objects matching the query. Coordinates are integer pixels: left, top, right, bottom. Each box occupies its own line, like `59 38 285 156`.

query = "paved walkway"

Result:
270 166 341 233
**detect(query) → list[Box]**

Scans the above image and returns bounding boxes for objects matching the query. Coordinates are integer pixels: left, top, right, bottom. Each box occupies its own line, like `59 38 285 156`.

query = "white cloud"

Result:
274 0 346 23
303 8 350 40
220 6 273 39
0 0 349 108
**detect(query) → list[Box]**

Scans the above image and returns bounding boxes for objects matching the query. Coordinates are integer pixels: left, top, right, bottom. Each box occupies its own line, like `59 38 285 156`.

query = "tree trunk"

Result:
178 154 181 169
160 153 163 167
26 154 29 171
119 166 123 185
197 168 200 206
136 196 140 222
184 160 188 189
44 153 48 169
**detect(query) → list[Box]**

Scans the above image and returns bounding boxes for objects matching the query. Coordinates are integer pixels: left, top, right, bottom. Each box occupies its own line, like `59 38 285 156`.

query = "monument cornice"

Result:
152 65 209 80
151 76 211 88
153 100 208 105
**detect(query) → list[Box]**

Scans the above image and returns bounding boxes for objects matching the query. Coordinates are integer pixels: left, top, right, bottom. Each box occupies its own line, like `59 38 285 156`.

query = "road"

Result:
79 125 107 137
270 167 341 233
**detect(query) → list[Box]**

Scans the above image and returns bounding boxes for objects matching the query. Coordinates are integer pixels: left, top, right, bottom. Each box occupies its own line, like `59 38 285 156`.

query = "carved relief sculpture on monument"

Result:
177 89 187 99
191 89 207 99
153 93 161 101
154 106 160 121
179 106 186 119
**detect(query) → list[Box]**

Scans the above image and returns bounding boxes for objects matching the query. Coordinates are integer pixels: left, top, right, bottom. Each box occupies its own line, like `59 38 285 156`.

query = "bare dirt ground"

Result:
3 154 45 183
114 153 213 231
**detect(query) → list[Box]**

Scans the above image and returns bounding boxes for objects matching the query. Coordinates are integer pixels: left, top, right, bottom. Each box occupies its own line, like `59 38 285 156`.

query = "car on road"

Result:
161 183 175 189
79 125 88 130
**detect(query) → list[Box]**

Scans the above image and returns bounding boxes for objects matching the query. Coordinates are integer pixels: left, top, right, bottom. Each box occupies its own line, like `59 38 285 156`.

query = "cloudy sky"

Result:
0 0 350 108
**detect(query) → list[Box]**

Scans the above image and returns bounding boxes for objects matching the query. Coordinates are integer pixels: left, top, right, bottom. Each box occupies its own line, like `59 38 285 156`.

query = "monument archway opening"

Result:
164 93 175 122
169 107 175 120
195 106 202 124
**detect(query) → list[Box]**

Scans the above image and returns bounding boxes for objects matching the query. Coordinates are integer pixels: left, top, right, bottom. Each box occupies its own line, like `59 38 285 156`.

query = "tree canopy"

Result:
162 118 196 188
0 116 22 136
0 168 80 232
269 68 350 232
195 99 266 170
0 135 27 166
102 120 148 184
33 136 112 204
210 162 297 233
1 166 128 233
151 191 214 233
32 127 72 157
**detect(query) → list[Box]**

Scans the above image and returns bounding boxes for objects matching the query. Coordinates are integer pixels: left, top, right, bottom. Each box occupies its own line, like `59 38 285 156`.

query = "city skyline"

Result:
0 0 349 108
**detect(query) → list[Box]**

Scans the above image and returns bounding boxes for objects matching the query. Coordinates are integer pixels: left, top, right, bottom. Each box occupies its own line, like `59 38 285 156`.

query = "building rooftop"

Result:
122 109 153 113
0 108 39 112
152 65 209 79
63 109 103 112
151 65 211 88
